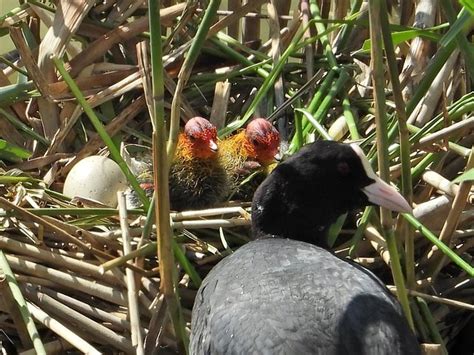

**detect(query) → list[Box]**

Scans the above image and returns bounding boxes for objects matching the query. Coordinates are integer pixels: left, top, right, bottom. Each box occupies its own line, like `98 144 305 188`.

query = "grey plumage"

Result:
191 238 419 355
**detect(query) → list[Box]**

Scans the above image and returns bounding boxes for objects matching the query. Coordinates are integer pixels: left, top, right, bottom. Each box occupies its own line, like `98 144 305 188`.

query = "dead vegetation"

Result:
0 0 473 354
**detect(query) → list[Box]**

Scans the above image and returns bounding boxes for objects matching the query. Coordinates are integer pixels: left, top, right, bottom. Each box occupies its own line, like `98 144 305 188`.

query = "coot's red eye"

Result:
337 161 350 175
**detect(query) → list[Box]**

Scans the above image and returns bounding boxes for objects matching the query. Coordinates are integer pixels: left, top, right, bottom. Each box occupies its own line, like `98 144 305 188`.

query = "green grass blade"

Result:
403 214 474 277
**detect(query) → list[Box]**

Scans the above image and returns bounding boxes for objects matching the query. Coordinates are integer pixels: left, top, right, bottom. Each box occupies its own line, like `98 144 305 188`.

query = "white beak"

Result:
362 175 412 213
209 139 218 152
350 143 412 213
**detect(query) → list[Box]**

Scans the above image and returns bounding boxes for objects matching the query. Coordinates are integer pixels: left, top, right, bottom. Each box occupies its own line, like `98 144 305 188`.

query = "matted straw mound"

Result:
0 1 473 353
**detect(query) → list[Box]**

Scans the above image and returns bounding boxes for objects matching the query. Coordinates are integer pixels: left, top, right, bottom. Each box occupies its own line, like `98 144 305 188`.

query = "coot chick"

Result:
168 117 229 210
126 117 229 210
220 118 280 200
190 140 420 355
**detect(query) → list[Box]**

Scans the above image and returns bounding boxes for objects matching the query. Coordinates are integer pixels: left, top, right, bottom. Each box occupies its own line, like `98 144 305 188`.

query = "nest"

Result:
0 1 473 353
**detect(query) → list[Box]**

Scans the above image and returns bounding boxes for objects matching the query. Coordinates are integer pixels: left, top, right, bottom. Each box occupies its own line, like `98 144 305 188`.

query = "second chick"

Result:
219 118 280 201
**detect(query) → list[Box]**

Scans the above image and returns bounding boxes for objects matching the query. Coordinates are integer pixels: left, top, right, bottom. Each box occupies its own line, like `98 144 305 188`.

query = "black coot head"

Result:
251 140 411 245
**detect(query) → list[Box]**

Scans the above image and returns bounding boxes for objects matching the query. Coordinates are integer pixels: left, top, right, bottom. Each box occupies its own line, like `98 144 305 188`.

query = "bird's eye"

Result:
189 135 197 141
251 138 261 147
337 161 351 175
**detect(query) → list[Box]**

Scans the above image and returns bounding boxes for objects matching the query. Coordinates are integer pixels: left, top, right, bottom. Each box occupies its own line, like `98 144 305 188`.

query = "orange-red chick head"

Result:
183 117 218 159
244 118 280 164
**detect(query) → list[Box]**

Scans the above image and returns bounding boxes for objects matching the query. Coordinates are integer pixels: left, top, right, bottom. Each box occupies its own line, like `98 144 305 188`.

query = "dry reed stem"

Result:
7 254 127 306
227 0 241 38
0 235 120 285
0 197 116 260
426 149 474 275
163 70 197 120
107 0 143 25
388 286 474 311
210 80 231 129
19 339 73 355
0 7 32 28
171 206 250 220
268 0 288 147
24 284 135 352
144 294 169 352
365 225 391 265
45 71 142 157
49 68 138 97
14 274 60 289
39 286 132 331
328 115 349 140
12 153 72 171
399 0 436 99
172 218 250 229
137 41 154 123
409 50 460 126
37 0 96 139
422 170 461 197
413 195 453 230
118 192 145 353
209 0 268 38
9 27 50 98
242 0 261 45
26 302 101 354
0 111 25 147
0 274 32 348
99 243 155 274
43 214 119 250
62 94 147 175
420 343 444 355
416 117 474 148
68 3 186 77
0 1 472 350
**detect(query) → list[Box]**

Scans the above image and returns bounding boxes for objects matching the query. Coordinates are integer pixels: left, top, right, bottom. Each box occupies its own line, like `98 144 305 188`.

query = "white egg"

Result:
63 156 128 207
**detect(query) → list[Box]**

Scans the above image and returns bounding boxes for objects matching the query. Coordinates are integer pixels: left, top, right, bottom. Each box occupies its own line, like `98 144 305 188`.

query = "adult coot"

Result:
190 140 420 355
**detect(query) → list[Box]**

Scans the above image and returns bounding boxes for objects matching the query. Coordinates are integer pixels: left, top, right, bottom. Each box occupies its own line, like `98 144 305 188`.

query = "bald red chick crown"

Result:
183 117 218 159
244 118 280 164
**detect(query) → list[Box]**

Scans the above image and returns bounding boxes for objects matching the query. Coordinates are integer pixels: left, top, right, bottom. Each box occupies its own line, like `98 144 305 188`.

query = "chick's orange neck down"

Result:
175 132 217 161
